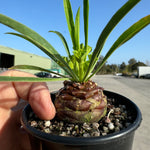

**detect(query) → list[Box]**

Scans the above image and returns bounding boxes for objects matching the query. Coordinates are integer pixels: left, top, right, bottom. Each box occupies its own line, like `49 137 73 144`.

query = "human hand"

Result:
0 70 56 150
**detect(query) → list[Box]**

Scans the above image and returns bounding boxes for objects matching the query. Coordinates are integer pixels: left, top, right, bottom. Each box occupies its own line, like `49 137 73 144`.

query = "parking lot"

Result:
47 75 150 150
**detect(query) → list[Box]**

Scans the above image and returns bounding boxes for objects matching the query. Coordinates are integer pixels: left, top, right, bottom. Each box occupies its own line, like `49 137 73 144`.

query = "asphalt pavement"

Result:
46 75 150 150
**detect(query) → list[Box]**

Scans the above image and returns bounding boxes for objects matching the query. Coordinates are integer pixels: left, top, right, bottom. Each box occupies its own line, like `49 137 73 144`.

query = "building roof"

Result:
0 45 49 60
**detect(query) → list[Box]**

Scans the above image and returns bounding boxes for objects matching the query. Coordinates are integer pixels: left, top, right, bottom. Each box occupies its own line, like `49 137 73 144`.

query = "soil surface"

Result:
28 97 135 137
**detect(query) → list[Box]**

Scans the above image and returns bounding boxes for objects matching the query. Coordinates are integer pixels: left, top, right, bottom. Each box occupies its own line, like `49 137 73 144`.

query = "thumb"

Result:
0 70 56 120
28 82 56 120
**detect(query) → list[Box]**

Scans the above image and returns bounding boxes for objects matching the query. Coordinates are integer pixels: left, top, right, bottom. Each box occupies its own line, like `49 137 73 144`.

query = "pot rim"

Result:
21 90 142 145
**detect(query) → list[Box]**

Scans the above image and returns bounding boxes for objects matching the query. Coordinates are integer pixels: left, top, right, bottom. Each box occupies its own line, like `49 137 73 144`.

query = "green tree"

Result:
94 56 107 74
120 62 126 72
128 58 137 65
131 61 146 71
110 64 119 73
128 58 137 72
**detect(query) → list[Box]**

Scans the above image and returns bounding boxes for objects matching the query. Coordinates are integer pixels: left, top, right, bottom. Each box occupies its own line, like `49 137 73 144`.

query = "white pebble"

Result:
119 123 123 129
103 126 109 133
92 122 99 129
108 123 115 130
44 121 51 127
30 121 37 127
115 126 120 132
60 132 67 136
83 133 90 137
91 131 100 137
44 128 51 133
72 131 77 135
67 130 71 135
102 132 107 136
59 121 64 126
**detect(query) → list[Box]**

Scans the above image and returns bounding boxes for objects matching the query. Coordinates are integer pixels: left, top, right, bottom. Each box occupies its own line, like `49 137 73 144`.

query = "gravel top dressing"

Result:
28 97 135 137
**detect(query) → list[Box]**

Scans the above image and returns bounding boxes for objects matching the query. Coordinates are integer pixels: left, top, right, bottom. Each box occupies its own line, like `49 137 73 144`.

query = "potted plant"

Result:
0 0 149 150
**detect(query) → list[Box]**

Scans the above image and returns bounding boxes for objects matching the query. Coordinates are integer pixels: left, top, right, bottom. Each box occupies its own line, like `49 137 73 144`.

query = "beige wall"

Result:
0 45 51 74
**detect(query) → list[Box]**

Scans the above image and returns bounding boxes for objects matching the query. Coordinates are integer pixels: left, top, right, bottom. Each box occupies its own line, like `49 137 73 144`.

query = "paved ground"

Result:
46 75 150 150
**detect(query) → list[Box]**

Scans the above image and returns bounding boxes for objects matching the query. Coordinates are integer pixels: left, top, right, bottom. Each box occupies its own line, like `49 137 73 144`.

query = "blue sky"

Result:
0 0 150 65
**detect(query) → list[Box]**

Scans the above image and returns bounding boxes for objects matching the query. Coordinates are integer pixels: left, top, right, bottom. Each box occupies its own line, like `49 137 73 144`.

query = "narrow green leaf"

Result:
4 31 78 80
83 0 141 81
83 0 89 50
88 15 150 80
0 14 79 81
10 65 69 78
75 7 80 50
49 31 71 58
0 76 68 82
0 14 61 62
6 32 59 64
63 0 76 49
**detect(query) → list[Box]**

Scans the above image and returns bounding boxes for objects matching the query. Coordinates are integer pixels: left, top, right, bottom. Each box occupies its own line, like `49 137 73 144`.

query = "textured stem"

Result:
54 80 107 123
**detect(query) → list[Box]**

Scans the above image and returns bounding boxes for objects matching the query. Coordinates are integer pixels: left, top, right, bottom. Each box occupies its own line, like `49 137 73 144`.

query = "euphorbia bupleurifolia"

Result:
0 0 149 123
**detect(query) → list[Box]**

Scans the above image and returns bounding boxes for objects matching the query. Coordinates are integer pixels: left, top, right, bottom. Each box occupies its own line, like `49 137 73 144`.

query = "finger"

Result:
27 82 56 120
0 70 56 120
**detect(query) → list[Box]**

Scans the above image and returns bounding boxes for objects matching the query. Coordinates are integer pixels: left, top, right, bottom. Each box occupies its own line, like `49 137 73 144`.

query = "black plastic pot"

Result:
21 90 142 150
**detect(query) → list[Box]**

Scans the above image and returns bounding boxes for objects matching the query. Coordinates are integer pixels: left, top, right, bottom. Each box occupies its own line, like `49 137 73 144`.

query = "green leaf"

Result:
83 0 141 81
0 14 61 62
63 0 76 49
6 32 60 64
0 14 79 81
49 31 71 58
75 7 80 50
88 15 150 80
0 76 68 82
4 30 78 81
83 0 89 50
10 65 69 79
74 61 79 78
